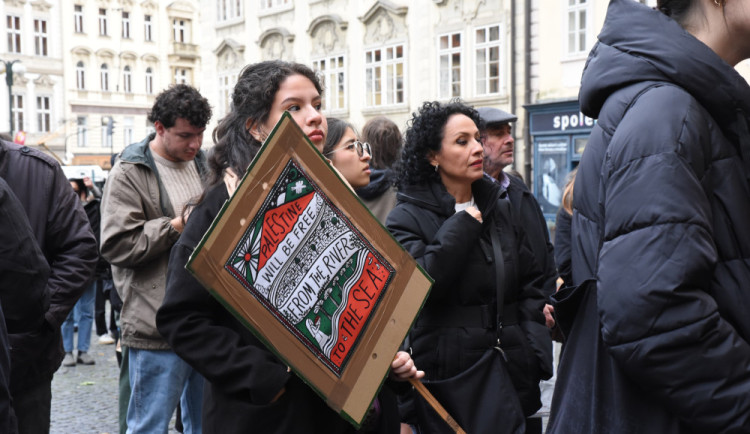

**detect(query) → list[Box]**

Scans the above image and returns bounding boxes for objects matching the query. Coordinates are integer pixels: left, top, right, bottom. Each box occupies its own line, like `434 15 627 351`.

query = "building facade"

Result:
61 0 201 168
199 0 529 173
0 0 65 159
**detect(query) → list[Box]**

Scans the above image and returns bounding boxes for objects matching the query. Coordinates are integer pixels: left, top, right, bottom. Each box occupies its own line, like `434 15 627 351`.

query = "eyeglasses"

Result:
325 141 372 158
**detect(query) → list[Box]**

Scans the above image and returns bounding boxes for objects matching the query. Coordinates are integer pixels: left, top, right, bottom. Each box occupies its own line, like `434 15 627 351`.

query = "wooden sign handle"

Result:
408 378 467 434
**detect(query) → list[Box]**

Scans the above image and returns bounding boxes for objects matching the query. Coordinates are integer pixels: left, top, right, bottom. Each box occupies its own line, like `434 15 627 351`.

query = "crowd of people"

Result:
1 0 750 433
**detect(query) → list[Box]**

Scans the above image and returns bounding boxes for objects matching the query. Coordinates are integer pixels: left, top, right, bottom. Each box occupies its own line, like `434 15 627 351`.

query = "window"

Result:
34 19 48 56
123 66 132 93
122 12 130 38
74 5 84 33
312 55 346 112
101 64 109 91
365 44 405 107
218 0 243 21
76 61 85 89
567 0 588 55
174 68 189 85
77 116 88 147
438 32 462 99
102 126 112 149
123 117 134 147
260 0 290 10
144 15 152 41
475 24 501 95
36 96 50 133
99 8 108 36
173 19 187 43
11 94 23 133
7 16 21 54
217 73 236 118
145 67 153 94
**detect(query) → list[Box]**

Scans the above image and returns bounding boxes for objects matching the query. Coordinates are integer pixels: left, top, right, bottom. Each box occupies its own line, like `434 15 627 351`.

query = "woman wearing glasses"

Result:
323 118 372 189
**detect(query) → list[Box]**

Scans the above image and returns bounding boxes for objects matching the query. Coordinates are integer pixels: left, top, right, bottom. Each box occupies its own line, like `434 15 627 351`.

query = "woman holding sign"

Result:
386 101 552 433
156 60 422 434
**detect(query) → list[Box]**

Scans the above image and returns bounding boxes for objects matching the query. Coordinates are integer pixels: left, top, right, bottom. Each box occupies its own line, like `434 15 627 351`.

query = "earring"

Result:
434 164 439 172
714 0 722 6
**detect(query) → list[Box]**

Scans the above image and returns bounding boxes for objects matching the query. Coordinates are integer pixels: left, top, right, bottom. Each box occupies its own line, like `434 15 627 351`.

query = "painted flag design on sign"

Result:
225 159 394 375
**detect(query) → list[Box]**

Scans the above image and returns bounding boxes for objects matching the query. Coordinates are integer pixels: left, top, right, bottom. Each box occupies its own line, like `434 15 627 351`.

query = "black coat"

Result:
0 141 97 389
156 183 401 434
505 174 557 297
548 1 750 432
386 178 552 418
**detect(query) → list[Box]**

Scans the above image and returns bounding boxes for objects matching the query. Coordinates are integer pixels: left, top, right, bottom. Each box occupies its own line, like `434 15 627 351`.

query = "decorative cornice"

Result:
30 0 53 12
307 14 348 36
258 27 295 46
359 0 408 24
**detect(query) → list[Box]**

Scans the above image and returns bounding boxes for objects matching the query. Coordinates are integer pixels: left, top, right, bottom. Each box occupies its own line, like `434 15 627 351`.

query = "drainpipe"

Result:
523 0 532 187
510 0 517 154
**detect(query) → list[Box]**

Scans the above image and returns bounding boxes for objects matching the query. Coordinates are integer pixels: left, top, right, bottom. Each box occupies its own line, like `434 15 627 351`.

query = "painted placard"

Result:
225 158 394 375
187 112 432 427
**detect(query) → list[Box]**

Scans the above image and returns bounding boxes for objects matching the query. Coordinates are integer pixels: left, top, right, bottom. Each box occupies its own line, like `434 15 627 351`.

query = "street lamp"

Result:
0 59 26 135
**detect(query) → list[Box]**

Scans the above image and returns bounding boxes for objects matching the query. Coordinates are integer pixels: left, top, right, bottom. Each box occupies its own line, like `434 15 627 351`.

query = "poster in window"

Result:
536 140 568 215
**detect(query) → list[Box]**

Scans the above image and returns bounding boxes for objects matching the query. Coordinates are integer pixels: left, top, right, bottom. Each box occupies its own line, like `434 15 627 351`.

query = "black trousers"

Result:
94 279 118 337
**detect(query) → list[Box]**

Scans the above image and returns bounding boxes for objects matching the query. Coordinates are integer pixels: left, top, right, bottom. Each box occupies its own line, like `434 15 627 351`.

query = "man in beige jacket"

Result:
101 84 211 434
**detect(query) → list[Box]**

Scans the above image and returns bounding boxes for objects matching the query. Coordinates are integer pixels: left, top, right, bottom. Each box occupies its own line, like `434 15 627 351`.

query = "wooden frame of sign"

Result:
187 112 432 428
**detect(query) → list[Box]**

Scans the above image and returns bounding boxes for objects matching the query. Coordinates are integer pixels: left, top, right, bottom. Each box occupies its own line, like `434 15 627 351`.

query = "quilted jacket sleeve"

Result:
597 86 750 430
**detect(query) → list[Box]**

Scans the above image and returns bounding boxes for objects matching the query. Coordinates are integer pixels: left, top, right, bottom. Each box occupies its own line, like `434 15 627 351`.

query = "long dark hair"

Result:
206 61 323 188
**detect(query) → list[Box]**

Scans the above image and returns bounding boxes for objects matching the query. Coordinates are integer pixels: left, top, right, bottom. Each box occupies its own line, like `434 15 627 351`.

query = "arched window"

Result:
123 66 132 93
76 61 85 89
100 63 109 91
145 67 153 94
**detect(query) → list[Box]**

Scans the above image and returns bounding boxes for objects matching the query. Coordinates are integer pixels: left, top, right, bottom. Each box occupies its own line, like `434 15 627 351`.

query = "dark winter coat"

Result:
386 177 552 418
0 177 49 433
156 182 402 434
0 140 97 389
548 1 750 432
504 174 557 297
553 207 572 290
356 168 397 224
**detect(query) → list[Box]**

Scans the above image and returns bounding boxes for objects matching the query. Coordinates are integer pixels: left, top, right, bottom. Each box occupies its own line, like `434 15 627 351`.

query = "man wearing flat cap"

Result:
478 107 558 434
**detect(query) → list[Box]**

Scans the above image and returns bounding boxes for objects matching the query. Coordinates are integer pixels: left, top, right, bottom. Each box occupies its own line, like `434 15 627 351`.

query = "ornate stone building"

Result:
61 0 201 168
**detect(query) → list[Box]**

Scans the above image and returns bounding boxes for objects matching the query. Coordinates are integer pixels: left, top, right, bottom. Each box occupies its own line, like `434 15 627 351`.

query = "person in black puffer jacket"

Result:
548 1 750 433
387 101 552 434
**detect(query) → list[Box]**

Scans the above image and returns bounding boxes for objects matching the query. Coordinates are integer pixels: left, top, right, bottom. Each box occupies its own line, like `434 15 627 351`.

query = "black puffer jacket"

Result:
548 1 750 432
387 177 552 417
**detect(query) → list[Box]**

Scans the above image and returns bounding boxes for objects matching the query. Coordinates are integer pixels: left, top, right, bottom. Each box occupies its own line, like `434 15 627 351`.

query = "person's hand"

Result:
465 206 482 223
82 176 94 189
170 216 185 233
389 351 424 381
543 304 555 329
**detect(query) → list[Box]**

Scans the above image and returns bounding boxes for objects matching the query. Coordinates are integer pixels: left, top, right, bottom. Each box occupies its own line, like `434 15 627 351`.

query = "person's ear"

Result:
246 118 265 142
154 120 166 136
428 152 439 169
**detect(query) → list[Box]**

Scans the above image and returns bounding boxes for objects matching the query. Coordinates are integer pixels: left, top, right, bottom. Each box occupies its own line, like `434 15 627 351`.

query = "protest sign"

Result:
187 112 432 427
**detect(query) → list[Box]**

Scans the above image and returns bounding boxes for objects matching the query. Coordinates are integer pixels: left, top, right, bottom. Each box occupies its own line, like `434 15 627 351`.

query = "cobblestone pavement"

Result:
50 335 120 434
50 327 180 434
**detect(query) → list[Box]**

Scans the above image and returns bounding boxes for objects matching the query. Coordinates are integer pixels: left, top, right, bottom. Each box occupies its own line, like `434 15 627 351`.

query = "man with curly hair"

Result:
101 84 211 434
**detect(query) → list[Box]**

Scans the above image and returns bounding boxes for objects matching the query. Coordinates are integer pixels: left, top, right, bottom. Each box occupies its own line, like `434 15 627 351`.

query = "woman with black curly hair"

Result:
386 101 552 434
